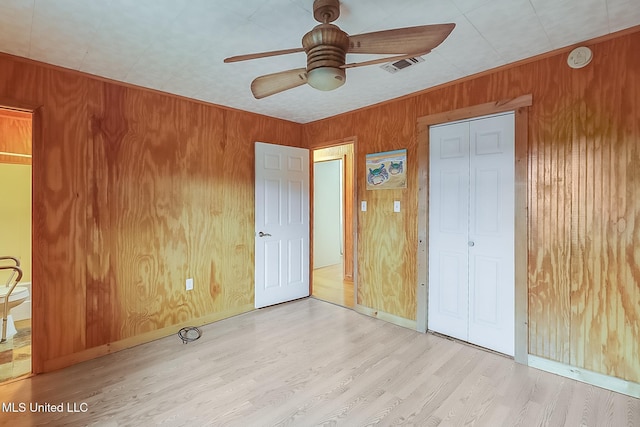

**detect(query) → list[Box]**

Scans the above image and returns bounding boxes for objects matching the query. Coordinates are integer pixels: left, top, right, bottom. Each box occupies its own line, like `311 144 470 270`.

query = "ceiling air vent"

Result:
380 56 425 73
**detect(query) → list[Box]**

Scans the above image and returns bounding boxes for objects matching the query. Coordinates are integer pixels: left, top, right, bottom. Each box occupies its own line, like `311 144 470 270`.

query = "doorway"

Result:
416 95 531 363
0 107 33 382
428 112 515 356
312 143 355 308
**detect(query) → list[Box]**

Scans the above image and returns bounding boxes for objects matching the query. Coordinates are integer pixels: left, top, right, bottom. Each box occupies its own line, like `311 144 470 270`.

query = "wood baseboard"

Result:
354 304 417 330
528 355 640 398
42 303 254 373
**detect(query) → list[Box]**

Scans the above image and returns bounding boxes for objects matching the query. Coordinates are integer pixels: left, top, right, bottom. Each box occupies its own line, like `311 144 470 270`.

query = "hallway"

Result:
312 263 354 308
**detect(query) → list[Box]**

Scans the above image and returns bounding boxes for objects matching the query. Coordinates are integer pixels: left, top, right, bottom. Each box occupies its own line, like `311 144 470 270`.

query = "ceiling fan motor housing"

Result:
313 0 340 23
302 24 349 90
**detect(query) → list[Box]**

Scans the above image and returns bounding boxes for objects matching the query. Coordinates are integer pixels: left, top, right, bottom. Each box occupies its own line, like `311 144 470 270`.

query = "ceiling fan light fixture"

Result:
307 67 345 91
225 1 456 99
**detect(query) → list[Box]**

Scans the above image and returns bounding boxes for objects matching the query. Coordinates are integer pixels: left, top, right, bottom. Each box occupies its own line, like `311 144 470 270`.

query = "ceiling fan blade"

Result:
347 23 455 55
251 68 308 99
224 47 305 63
341 51 431 69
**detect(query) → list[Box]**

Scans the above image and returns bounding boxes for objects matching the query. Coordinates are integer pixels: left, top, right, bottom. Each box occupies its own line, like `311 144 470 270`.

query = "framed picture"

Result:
366 149 407 190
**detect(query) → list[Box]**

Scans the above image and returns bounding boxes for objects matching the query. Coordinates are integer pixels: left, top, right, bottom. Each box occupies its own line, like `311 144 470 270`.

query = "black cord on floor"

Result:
178 326 201 344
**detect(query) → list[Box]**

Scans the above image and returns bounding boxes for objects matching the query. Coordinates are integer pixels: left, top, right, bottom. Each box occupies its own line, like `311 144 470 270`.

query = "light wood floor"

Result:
312 263 354 308
0 319 31 382
0 298 638 426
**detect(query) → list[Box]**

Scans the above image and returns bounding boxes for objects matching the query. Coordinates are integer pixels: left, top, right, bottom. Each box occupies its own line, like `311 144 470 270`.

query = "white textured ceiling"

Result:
0 0 638 123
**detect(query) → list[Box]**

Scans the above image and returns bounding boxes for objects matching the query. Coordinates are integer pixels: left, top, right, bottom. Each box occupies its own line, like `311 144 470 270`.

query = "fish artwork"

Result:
367 163 389 185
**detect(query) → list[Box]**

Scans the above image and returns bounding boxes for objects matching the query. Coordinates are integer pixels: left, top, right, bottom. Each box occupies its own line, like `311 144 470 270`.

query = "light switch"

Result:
394 201 401 212
361 201 367 212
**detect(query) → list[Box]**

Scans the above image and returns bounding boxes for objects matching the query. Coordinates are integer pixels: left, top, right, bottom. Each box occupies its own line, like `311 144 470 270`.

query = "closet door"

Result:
428 113 515 356
428 121 470 342
467 114 515 356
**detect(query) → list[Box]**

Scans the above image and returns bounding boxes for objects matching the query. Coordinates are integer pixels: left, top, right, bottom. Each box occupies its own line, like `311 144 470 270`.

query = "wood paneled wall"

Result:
305 101 419 320
0 54 302 372
303 29 640 383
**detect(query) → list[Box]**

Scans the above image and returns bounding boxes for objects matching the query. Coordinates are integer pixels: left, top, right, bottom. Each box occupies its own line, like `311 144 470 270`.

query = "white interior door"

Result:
428 113 515 356
467 114 515 355
427 121 470 341
255 142 310 308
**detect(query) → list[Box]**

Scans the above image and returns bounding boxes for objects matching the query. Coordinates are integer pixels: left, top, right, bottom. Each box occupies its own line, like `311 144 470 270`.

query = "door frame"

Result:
416 95 532 364
427 111 516 356
0 97 41 375
310 137 357 306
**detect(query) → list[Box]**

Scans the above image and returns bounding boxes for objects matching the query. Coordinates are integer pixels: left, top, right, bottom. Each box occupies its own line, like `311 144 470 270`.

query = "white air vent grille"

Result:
380 56 425 73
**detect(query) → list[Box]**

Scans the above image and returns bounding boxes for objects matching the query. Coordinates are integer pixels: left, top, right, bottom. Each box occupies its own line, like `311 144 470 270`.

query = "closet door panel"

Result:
428 121 469 340
468 113 515 356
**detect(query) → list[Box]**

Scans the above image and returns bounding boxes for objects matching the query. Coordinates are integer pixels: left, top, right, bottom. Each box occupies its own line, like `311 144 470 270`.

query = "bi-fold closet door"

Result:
428 113 515 356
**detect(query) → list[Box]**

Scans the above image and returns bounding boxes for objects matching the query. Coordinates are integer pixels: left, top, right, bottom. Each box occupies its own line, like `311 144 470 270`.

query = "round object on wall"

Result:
567 46 593 69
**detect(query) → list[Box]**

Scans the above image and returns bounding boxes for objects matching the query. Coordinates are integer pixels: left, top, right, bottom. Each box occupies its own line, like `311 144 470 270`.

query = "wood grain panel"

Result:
94 94 302 342
0 51 302 372
114 89 218 337
85 80 117 348
569 34 640 383
350 100 418 320
0 110 32 165
303 113 355 149
526 54 574 365
218 110 267 309
303 29 640 383
38 66 91 361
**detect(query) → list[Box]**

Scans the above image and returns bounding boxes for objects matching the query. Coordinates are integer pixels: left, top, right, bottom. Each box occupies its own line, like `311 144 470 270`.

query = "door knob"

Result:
258 231 272 237
468 241 475 247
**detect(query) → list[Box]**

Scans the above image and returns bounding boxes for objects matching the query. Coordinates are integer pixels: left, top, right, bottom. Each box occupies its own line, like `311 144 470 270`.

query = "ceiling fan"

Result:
224 0 455 99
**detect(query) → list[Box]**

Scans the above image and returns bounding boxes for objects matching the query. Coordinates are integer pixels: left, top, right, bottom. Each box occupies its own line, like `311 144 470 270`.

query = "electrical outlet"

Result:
186 278 193 291
394 201 401 212
361 201 367 211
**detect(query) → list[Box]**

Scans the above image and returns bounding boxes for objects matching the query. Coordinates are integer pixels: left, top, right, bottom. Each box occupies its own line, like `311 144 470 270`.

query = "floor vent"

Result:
380 56 425 73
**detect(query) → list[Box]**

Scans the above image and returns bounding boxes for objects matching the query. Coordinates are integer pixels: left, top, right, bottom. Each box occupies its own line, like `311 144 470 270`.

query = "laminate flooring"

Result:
0 319 31 382
0 298 638 426
312 263 354 308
